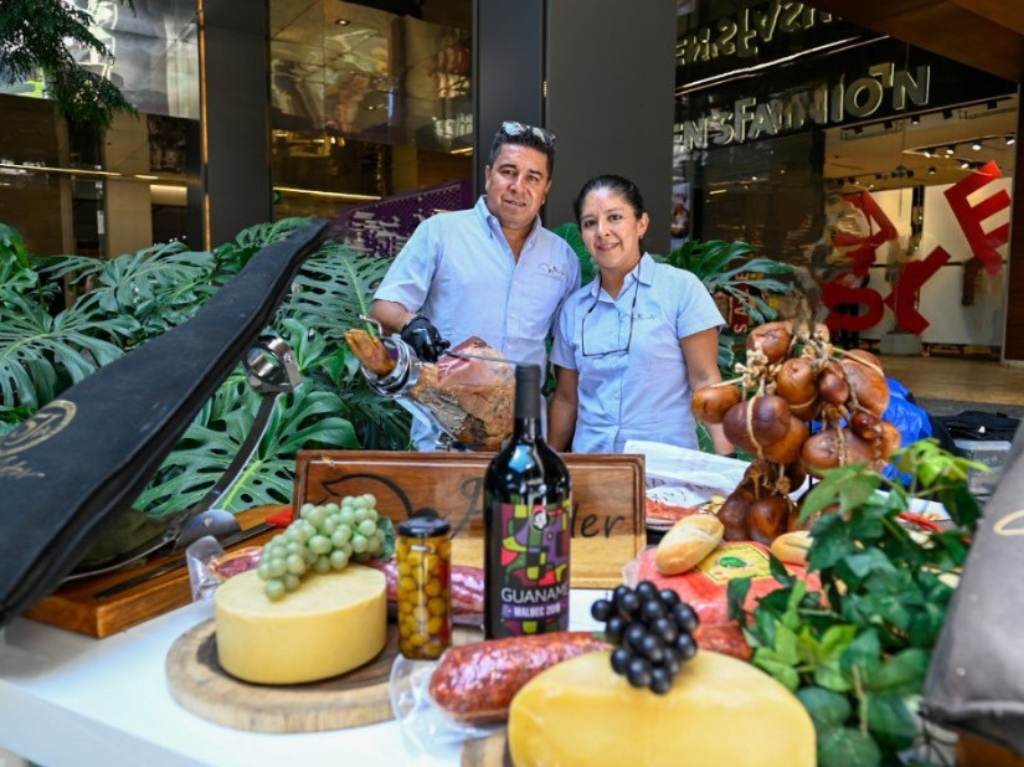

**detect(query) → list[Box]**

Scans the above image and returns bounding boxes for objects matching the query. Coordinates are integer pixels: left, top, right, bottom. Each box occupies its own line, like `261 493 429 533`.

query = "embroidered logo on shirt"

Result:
537 263 566 278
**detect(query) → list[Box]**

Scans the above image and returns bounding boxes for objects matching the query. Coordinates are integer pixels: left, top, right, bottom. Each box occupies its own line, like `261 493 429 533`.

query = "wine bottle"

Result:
483 364 572 639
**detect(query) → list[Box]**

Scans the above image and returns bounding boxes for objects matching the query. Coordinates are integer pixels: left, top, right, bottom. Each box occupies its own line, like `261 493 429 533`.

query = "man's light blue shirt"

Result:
551 253 724 453
374 196 580 449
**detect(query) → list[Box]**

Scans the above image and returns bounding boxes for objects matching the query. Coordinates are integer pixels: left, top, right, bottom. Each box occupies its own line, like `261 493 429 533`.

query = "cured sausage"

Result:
429 632 608 724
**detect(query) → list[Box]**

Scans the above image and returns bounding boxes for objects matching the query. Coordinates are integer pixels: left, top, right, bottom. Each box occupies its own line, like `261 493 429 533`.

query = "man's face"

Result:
483 144 552 231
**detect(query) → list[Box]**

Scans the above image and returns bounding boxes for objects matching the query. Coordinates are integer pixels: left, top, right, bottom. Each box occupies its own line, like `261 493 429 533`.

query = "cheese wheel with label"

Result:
509 650 814 767
215 566 386 684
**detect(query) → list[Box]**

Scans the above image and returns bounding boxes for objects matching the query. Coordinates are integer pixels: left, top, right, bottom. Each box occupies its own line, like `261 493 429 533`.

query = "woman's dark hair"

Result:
573 174 646 223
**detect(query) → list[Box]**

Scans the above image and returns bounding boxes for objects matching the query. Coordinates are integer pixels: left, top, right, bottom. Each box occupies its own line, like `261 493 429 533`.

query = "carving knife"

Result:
92 521 276 600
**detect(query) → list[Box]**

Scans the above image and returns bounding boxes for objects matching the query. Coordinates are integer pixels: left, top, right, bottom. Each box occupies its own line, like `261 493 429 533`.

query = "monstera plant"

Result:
0 219 410 549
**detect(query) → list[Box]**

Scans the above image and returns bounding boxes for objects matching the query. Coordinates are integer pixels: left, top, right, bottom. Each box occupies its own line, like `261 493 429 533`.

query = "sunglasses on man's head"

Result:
499 121 556 148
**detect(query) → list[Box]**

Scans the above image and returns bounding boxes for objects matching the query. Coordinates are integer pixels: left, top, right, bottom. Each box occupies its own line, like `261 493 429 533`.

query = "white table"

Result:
0 590 606 767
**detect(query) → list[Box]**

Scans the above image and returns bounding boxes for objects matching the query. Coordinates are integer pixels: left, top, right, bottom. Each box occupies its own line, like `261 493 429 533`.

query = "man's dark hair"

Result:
488 121 556 176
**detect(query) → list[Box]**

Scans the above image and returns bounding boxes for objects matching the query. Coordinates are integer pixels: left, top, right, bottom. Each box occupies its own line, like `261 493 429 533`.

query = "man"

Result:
371 121 581 450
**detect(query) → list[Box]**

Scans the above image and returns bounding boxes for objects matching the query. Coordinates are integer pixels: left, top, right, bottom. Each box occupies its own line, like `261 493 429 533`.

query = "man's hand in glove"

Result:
401 315 450 362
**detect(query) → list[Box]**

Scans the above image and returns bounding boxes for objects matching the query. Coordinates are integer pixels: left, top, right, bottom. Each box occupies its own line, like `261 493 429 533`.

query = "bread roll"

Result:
655 514 724 575
770 530 811 566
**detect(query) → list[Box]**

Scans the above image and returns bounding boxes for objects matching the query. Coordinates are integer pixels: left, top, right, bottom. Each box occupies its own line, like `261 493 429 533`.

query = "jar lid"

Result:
397 514 451 538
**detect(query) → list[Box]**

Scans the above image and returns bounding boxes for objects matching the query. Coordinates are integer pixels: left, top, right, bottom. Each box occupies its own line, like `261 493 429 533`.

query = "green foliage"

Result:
732 442 979 767
551 222 595 284
0 219 409 560
0 0 136 130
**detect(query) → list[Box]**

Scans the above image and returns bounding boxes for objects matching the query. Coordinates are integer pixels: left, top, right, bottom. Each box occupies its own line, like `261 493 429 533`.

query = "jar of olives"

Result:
396 515 452 660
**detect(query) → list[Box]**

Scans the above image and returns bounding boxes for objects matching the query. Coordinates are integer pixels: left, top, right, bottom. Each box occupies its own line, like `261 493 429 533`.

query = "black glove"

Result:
401 315 450 362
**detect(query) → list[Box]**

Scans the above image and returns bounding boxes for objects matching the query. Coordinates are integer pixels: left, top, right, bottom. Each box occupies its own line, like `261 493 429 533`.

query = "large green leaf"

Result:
278 241 390 343
135 384 359 516
0 289 136 408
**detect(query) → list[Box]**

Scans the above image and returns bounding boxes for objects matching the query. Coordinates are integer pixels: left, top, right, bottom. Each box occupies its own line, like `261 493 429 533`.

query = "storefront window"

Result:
674 0 1017 357
269 0 473 219
0 0 199 258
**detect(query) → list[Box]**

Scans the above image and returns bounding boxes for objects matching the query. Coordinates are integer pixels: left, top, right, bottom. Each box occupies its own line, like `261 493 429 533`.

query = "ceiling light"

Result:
910 115 920 125
960 161 970 169
972 142 982 151
1007 136 1016 146
335 18 350 25
751 175 758 181
928 166 936 175
945 146 955 155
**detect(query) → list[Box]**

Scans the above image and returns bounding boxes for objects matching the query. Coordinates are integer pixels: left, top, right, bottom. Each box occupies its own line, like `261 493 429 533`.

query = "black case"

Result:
922 423 1024 754
0 222 326 628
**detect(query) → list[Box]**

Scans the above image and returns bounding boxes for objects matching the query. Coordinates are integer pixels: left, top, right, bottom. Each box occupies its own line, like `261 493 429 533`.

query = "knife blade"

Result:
444 350 526 366
92 521 276 601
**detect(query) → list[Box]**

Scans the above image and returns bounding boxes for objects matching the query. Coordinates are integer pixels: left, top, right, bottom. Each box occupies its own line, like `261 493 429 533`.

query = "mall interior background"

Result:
0 0 1020 364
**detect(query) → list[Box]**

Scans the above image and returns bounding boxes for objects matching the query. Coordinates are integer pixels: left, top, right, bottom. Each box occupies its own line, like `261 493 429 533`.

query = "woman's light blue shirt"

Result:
551 253 724 453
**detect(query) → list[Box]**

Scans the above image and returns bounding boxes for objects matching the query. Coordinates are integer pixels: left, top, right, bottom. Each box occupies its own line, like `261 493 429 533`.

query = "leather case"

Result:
0 222 326 628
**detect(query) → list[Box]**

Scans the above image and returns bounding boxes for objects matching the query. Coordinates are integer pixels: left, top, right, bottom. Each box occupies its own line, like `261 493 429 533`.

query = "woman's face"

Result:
579 187 649 272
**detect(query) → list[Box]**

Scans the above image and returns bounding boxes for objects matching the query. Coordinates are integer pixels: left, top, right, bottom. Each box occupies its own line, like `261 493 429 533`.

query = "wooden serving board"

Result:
295 451 645 588
462 729 510 767
24 506 285 639
166 620 481 733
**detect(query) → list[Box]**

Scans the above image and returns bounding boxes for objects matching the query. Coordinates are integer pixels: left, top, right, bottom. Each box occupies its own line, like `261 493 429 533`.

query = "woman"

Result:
548 175 733 454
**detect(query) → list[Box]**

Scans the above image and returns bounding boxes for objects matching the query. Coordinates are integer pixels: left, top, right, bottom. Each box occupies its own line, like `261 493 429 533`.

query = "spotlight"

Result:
751 175 758 181
923 149 933 158
945 146 955 155
972 142 982 151
960 161 970 169
928 166 936 175
335 18 351 25
910 115 921 125
1008 136 1017 146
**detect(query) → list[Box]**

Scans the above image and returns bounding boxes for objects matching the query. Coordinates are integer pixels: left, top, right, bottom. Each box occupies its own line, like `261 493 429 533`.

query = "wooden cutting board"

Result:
462 729 510 767
166 620 481 733
24 505 285 638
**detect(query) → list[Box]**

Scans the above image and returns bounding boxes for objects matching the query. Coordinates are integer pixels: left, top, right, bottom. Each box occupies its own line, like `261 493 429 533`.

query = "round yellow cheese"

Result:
214 565 386 685
508 650 815 767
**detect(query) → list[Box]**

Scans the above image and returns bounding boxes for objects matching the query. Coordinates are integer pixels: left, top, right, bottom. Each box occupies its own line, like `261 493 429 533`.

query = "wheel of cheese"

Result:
508 650 815 767
214 565 387 685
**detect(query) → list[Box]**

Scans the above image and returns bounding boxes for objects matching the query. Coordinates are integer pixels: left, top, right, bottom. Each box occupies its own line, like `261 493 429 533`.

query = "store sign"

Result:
678 61 930 151
677 1 834 68
820 162 1010 335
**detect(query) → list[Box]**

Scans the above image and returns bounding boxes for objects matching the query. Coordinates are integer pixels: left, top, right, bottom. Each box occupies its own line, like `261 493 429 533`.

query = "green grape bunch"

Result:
256 495 388 600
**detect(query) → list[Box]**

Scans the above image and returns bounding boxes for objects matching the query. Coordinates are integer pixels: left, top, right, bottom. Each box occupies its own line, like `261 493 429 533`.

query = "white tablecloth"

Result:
0 590 606 767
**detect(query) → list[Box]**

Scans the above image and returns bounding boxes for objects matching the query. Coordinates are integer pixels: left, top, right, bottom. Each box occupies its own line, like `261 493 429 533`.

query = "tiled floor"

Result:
880 355 1024 410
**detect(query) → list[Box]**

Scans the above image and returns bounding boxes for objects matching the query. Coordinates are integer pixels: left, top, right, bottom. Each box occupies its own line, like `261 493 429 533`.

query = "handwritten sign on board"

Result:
294 451 645 588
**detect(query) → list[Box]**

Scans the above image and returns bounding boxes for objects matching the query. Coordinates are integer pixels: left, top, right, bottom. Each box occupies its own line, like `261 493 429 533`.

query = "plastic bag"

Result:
390 631 607 753
389 654 496 754
624 440 748 494
625 543 819 626
185 536 262 601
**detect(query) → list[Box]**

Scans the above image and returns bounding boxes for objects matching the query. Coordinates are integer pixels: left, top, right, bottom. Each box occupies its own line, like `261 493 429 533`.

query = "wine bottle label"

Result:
496 499 571 635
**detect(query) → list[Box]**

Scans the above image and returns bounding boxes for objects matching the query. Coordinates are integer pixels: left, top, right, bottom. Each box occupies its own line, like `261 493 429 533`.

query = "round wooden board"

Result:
462 728 510 767
166 619 480 733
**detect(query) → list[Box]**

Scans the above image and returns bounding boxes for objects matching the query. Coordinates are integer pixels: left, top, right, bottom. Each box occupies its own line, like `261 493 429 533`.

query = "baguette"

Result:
770 530 811 566
655 514 724 575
